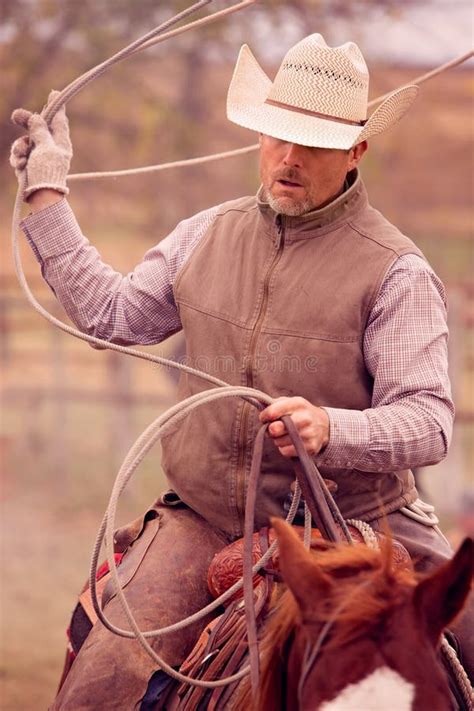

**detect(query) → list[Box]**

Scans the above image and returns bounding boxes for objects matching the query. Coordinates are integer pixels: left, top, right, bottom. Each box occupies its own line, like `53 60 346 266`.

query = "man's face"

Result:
259 135 367 216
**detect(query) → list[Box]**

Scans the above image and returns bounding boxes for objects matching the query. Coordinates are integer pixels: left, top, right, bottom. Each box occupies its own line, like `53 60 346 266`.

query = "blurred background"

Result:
1 0 473 707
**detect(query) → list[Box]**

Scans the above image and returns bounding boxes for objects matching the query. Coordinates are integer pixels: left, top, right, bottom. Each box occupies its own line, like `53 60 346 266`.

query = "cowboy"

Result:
10 34 473 707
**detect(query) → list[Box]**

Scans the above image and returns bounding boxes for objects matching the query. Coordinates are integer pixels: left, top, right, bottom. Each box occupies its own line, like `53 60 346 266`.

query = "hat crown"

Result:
268 33 369 121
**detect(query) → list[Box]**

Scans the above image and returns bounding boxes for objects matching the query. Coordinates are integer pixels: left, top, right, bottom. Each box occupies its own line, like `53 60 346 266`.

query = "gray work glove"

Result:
10 90 72 200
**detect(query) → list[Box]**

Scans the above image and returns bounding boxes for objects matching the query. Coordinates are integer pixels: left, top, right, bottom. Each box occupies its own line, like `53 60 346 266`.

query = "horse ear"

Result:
271 517 333 615
413 537 473 646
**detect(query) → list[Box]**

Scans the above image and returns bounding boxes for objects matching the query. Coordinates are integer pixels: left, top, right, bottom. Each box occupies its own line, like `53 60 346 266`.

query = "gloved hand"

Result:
10 90 72 201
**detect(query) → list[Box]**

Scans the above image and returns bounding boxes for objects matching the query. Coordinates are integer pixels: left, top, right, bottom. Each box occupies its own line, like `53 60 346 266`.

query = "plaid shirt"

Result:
22 198 454 473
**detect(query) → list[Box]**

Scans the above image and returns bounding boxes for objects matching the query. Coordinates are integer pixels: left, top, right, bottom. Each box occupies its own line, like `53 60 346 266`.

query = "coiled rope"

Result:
42 0 257 125
88 386 300 690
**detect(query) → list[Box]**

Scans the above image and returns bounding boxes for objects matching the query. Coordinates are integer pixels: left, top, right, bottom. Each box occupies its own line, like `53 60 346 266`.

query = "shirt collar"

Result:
257 168 367 239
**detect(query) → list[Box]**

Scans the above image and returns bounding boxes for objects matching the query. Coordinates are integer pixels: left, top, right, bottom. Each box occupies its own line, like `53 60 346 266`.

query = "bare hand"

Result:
259 396 329 459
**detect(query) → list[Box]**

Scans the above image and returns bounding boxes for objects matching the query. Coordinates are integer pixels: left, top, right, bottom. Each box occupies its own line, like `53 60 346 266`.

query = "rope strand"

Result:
370 49 473 106
67 144 259 181
88 394 305 691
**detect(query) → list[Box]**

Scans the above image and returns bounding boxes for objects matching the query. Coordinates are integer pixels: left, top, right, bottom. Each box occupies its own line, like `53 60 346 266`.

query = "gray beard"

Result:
262 188 314 217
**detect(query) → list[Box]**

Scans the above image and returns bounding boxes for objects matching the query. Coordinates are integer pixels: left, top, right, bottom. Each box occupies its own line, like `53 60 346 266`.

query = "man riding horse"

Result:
11 33 473 708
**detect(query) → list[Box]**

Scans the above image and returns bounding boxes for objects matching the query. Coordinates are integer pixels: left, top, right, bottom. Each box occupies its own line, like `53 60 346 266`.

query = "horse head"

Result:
256 518 473 711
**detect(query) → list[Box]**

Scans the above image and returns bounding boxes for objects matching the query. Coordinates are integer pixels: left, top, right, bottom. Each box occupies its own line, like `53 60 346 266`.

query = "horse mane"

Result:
236 539 419 710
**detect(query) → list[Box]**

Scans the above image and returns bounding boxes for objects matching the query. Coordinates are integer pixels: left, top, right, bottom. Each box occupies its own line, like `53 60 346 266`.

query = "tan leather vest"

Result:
161 172 423 538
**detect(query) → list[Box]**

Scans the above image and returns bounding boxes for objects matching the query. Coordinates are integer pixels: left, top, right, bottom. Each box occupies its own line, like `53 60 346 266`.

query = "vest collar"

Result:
257 168 367 239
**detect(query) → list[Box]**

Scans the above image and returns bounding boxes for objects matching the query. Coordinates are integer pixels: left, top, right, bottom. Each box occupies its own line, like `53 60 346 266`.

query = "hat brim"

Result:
227 44 419 150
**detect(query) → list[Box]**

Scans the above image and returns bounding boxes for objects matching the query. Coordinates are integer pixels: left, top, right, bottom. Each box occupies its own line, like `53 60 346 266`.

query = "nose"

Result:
282 142 304 168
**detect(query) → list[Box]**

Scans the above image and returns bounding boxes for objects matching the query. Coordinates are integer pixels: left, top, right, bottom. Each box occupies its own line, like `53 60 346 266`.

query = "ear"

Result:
413 537 473 646
348 140 368 170
271 517 333 616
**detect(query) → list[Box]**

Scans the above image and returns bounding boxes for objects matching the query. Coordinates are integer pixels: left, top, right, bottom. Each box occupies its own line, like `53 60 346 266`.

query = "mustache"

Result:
272 168 306 186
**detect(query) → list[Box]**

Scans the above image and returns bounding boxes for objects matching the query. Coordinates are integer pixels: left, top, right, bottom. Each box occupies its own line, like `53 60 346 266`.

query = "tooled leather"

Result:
208 524 412 599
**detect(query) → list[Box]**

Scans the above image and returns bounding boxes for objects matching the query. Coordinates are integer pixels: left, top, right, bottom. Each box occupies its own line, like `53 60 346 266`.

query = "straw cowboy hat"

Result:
227 33 418 150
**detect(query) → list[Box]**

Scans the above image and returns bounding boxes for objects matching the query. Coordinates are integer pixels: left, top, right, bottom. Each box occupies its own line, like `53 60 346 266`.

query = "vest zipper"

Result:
235 215 286 528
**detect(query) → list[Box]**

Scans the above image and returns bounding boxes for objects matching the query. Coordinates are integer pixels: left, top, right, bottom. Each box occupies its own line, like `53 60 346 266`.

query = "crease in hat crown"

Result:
267 33 370 122
226 32 418 150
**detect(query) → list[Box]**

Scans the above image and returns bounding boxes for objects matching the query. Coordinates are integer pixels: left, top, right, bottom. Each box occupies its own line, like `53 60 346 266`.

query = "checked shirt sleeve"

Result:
21 198 219 345
317 254 455 472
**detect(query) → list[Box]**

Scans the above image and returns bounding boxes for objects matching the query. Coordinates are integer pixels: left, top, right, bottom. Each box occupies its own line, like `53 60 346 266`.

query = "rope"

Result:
42 0 211 125
42 1 257 126
345 518 379 549
400 498 452 547
129 1 257 55
371 49 474 106
67 145 259 181
66 49 474 182
441 637 474 709
400 498 439 526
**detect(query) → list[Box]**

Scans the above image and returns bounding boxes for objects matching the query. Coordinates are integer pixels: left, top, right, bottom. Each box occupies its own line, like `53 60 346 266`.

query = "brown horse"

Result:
234 519 473 711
